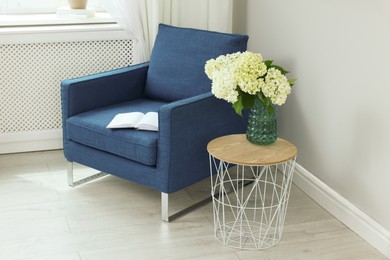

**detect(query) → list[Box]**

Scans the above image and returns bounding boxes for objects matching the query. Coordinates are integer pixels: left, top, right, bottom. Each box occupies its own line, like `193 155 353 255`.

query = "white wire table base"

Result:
209 156 296 250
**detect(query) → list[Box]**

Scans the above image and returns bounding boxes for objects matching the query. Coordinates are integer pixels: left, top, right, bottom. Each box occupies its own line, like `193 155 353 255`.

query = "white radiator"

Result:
0 39 133 154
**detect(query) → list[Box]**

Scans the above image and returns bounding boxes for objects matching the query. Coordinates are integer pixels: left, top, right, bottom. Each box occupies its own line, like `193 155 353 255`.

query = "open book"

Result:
106 112 158 131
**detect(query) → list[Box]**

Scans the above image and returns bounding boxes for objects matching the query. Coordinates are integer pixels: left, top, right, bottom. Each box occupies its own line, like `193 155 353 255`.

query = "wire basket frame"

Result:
209 155 296 250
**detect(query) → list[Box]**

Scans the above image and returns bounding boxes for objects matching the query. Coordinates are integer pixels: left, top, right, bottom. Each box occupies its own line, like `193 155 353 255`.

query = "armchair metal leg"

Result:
161 193 169 222
161 192 213 222
161 178 255 222
67 162 108 187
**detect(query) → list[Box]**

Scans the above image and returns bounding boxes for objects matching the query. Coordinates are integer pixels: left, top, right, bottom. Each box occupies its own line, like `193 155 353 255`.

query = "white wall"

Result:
237 0 390 231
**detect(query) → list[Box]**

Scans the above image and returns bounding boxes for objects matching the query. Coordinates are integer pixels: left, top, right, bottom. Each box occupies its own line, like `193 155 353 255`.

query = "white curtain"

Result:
104 0 233 63
103 0 149 64
170 0 233 33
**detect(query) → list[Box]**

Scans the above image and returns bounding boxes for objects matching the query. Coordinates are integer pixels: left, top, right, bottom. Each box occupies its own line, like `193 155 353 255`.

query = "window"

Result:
0 0 115 27
0 0 105 14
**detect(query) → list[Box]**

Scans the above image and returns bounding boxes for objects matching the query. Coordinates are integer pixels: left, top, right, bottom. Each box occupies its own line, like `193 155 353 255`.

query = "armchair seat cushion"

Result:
66 99 167 166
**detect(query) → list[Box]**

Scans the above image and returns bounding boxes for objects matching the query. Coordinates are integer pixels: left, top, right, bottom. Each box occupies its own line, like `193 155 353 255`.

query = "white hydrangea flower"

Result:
207 63 238 103
205 51 293 110
205 51 267 101
205 52 241 103
233 52 267 95
205 59 218 79
263 67 291 105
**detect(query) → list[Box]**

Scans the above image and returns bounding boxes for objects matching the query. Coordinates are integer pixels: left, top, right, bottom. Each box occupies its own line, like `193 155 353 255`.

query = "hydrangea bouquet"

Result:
205 51 296 116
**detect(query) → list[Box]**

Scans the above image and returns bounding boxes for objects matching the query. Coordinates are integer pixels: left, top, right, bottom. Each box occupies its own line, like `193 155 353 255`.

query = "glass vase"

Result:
246 99 277 145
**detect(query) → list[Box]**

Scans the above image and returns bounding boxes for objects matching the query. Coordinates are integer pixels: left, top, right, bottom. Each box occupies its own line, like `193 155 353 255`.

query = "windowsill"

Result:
0 23 122 34
0 12 114 27
0 12 122 34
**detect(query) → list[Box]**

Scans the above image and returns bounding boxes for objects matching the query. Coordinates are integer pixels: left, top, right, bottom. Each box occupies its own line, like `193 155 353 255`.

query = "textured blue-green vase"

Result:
246 99 277 145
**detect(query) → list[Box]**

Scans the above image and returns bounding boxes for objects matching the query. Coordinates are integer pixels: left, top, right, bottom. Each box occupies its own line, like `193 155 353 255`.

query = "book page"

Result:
136 112 158 131
106 112 144 128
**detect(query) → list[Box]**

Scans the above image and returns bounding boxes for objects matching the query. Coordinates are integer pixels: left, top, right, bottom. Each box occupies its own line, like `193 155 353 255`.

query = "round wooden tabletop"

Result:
207 134 297 166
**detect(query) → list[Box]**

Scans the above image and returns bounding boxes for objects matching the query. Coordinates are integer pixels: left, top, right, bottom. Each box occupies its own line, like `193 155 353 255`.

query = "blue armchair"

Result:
61 24 249 221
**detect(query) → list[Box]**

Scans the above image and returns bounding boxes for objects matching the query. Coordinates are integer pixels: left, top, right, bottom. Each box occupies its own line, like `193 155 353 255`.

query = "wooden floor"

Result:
0 150 386 260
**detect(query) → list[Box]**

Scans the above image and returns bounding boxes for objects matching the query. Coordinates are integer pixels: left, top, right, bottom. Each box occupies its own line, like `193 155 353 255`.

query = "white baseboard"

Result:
0 129 63 154
293 163 390 258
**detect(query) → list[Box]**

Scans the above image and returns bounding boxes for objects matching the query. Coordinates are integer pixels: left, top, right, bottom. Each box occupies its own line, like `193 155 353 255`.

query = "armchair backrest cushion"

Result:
144 24 249 101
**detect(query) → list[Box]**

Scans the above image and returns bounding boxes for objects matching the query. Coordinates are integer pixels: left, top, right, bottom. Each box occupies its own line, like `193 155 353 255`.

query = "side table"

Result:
207 134 297 250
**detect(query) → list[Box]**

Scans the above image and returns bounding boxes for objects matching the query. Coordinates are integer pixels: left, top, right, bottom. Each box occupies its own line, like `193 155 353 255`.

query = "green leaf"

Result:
257 92 267 106
242 93 255 109
264 60 289 75
257 93 275 115
270 64 289 75
232 95 244 116
288 78 297 86
267 104 275 115
264 60 273 68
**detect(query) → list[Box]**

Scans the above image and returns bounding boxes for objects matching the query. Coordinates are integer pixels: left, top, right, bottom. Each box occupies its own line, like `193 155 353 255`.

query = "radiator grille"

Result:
0 40 133 134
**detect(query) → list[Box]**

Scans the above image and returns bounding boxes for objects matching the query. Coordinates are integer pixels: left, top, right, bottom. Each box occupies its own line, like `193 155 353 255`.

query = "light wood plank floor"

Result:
0 150 386 260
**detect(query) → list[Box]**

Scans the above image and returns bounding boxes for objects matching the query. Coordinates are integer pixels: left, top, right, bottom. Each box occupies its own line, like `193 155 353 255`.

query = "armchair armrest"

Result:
61 62 149 118
157 92 247 193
